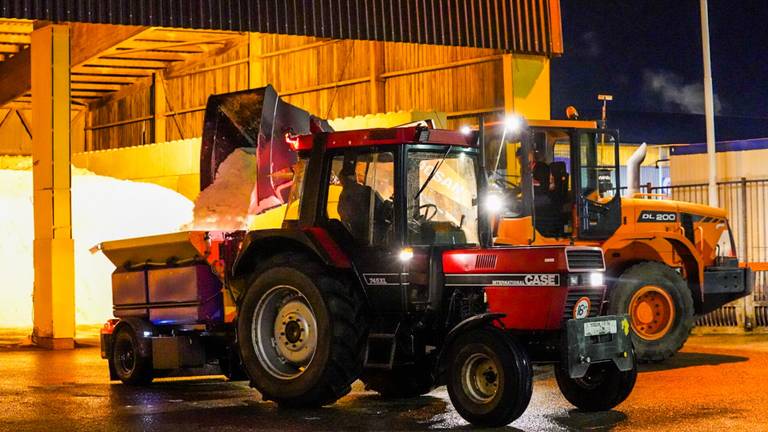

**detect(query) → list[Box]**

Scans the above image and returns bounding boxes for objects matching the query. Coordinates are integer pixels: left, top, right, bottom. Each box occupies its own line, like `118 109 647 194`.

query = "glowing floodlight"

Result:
504 115 523 133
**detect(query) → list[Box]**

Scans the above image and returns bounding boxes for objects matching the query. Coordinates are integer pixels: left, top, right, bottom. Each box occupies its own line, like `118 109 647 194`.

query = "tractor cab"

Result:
484 119 622 242
283 127 488 318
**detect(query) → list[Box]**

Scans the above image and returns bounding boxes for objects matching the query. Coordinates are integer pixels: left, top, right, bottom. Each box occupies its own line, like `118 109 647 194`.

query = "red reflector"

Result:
101 319 119 335
285 133 300 151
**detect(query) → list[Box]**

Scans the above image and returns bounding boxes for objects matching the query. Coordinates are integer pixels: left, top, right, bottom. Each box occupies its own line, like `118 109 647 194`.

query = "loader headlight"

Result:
484 193 505 214
589 272 604 286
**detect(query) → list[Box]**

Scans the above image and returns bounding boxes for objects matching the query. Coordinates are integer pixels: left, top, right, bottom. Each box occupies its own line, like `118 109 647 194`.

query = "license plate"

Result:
583 320 617 337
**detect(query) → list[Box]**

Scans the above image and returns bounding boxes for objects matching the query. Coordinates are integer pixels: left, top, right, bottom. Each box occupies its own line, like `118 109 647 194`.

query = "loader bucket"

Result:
200 85 331 213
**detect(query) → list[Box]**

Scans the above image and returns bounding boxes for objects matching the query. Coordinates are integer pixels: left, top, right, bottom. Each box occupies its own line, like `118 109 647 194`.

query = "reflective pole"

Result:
700 0 718 207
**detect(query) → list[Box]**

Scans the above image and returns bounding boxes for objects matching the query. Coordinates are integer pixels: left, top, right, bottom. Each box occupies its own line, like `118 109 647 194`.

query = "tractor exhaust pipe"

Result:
626 142 647 196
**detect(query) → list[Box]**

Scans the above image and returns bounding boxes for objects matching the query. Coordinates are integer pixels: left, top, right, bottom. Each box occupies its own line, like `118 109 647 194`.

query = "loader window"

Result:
407 148 479 245
326 151 395 246
577 132 619 201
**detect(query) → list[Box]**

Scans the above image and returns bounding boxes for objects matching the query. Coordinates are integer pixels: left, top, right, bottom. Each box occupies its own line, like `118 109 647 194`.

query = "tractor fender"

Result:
113 317 154 359
434 313 506 383
231 228 351 280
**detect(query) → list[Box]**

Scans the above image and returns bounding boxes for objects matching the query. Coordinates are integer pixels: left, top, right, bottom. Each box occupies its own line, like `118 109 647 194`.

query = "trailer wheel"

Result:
447 326 532 427
361 362 435 398
608 261 694 362
238 254 367 407
112 325 153 385
554 358 637 411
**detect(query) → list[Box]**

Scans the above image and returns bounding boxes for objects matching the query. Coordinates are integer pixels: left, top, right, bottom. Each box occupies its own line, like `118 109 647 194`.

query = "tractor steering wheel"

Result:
418 204 438 221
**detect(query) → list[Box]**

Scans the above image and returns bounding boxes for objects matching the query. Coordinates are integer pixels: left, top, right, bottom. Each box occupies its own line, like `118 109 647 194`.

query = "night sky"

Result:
551 1 768 143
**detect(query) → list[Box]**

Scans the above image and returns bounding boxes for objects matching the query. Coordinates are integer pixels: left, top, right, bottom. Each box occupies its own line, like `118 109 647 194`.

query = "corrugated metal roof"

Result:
0 0 563 56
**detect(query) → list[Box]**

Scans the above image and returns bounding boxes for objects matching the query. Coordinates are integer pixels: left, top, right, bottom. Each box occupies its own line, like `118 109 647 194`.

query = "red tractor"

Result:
100 87 636 427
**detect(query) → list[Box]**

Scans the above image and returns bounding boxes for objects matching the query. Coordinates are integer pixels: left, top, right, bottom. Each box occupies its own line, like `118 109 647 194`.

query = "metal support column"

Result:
700 0 719 207
31 24 75 350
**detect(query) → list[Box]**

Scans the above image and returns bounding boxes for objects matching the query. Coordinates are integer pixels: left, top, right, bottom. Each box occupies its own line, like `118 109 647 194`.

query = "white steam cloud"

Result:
643 70 723 114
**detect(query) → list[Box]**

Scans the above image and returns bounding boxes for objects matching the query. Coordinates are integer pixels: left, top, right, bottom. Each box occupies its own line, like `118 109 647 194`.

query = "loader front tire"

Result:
608 261 695 362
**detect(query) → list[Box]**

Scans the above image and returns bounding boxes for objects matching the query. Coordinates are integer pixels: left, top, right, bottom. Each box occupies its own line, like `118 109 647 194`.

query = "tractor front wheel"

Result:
608 262 694 362
446 326 532 427
554 359 637 411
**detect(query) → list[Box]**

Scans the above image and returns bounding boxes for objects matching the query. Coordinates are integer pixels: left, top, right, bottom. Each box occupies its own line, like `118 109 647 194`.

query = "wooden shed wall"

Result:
88 33 549 150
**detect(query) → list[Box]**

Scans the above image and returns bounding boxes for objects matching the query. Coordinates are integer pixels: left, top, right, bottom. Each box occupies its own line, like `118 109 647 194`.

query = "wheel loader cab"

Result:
491 124 623 241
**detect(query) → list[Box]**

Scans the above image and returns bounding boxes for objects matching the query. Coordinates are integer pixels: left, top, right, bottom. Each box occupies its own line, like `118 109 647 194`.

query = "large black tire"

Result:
237 254 367 407
446 326 533 427
608 261 695 362
112 325 154 385
361 362 435 398
555 359 637 411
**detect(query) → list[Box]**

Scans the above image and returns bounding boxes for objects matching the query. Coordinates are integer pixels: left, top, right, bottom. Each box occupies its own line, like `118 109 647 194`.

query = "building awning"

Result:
0 0 563 56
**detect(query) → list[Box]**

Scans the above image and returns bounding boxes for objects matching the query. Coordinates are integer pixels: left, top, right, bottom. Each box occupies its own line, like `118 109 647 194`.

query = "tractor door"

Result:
570 129 622 240
404 144 483 318
320 147 408 314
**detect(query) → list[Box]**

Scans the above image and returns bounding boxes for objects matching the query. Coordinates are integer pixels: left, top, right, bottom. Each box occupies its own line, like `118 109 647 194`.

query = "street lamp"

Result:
597 94 613 129
598 94 613 149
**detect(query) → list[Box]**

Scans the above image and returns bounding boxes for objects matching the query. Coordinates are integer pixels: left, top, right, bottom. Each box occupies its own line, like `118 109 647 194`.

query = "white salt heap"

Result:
0 158 193 328
186 148 259 230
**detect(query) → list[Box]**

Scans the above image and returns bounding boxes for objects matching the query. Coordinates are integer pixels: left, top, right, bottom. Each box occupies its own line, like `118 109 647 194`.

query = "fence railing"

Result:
640 178 768 332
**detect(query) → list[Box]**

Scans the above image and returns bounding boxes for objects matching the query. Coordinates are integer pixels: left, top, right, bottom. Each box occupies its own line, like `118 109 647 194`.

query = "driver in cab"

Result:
337 158 393 244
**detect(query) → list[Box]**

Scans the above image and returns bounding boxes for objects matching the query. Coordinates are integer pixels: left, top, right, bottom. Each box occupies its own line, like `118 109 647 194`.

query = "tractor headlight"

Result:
399 247 414 262
568 272 605 286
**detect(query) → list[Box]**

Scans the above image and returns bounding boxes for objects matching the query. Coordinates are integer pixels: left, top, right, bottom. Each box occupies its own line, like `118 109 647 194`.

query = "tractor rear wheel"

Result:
237 254 367 407
608 261 694 362
554 359 637 411
446 326 532 427
361 361 435 398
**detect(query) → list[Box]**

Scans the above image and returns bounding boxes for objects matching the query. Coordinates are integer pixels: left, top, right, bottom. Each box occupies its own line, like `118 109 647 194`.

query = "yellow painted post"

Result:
369 41 385 114
248 33 265 88
502 54 515 115
31 24 75 350
152 72 166 144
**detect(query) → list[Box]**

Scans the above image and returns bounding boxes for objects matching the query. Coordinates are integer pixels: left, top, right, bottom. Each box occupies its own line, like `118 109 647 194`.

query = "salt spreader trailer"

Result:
99 86 636 427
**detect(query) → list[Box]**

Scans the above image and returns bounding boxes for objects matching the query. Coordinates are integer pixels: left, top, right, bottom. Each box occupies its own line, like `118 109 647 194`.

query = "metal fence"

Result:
642 178 768 332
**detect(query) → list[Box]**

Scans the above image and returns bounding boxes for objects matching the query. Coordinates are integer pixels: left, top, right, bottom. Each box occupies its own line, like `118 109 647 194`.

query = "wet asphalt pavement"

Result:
1 329 767 432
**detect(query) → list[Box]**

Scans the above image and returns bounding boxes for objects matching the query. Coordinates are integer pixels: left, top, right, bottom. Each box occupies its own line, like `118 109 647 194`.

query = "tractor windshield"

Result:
406 148 479 246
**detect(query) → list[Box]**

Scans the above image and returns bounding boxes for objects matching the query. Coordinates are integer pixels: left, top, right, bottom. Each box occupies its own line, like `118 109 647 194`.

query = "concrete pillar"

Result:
31 24 75 350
